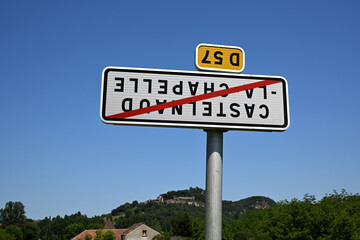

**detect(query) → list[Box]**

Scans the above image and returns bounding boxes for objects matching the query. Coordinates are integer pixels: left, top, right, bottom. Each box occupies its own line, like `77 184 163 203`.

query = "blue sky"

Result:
1 1 359 220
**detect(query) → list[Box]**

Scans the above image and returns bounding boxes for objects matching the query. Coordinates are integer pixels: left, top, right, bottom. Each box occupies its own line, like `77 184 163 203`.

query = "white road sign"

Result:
100 67 289 131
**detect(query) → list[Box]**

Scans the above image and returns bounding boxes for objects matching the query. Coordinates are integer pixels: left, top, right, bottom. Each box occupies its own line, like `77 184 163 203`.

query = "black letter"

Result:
214 51 223 65
122 98 133 112
172 104 182 115
173 81 183 95
204 82 214 94
202 50 211 64
156 99 167 114
230 103 240 117
114 77 124 92
230 53 240 66
129 78 138 93
245 89 254 98
158 80 168 94
260 86 267 99
259 104 269 119
244 104 255 118
219 83 229 97
143 79 152 93
140 99 150 112
202 102 212 116
216 102 226 117
188 81 199 95
190 102 196 116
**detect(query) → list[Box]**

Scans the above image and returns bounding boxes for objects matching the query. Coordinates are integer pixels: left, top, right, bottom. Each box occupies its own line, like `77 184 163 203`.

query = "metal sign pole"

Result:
205 130 223 240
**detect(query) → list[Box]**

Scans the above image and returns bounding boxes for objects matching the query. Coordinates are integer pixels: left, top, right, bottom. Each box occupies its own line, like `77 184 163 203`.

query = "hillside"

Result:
109 187 276 232
3 189 359 240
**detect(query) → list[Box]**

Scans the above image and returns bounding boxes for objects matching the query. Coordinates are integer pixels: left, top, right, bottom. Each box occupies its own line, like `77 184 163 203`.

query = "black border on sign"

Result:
100 67 289 131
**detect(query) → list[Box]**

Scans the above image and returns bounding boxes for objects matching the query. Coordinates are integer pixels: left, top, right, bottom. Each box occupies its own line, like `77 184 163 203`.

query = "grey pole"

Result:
205 130 223 240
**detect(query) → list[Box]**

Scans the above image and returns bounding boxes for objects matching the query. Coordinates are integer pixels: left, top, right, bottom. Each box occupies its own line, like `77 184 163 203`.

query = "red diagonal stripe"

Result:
107 80 280 119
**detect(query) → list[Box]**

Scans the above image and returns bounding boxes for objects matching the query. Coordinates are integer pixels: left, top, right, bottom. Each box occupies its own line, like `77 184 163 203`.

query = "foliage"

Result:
3 188 360 240
93 230 116 240
221 189 360 240
102 231 116 240
152 234 170 240
114 201 204 233
85 234 93 240
22 222 40 240
191 217 204 240
129 189 358 240
112 187 274 233
94 230 103 240
37 212 104 240
0 202 26 226
161 187 205 202
0 229 15 240
222 196 276 222
86 223 103 230
5 225 23 240
63 223 85 240
170 213 192 237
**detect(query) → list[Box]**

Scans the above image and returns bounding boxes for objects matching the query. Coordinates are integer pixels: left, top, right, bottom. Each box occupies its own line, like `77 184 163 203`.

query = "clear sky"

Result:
1 1 359 220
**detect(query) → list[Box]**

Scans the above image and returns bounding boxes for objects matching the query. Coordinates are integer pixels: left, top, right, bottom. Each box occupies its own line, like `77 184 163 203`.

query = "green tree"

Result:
92 230 116 240
5 225 23 240
0 202 26 226
94 230 103 240
38 217 55 240
102 231 115 240
85 234 92 240
22 222 40 240
0 229 16 240
51 215 67 240
191 217 204 240
170 212 192 237
86 223 103 230
63 223 85 240
224 190 360 240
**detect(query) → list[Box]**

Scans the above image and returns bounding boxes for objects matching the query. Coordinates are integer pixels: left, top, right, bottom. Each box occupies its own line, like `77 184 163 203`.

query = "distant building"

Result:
104 218 115 229
174 196 195 201
121 223 160 240
71 221 160 240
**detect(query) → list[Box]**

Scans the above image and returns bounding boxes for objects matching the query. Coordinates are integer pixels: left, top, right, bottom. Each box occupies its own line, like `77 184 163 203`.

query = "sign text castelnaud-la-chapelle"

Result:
100 44 289 131
100 43 290 240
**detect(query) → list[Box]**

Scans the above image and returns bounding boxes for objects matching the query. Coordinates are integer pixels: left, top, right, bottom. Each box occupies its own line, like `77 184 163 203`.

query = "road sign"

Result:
100 67 289 131
195 43 245 73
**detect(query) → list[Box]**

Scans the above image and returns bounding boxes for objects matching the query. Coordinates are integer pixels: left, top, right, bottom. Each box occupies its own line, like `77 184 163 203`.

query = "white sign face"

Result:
100 67 289 131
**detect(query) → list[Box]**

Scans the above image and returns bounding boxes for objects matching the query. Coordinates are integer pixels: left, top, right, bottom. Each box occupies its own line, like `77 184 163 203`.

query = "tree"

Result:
5 225 23 240
93 230 116 240
0 202 26 226
222 190 360 239
0 229 15 240
152 235 169 240
22 222 40 240
51 215 67 240
191 217 204 240
170 213 192 237
86 223 103 230
38 217 55 240
85 234 92 240
102 231 116 240
94 230 103 240
63 223 85 240
131 201 138 208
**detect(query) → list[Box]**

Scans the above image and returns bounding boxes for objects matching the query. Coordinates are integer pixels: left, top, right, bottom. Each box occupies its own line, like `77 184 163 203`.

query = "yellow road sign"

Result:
195 43 245 73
